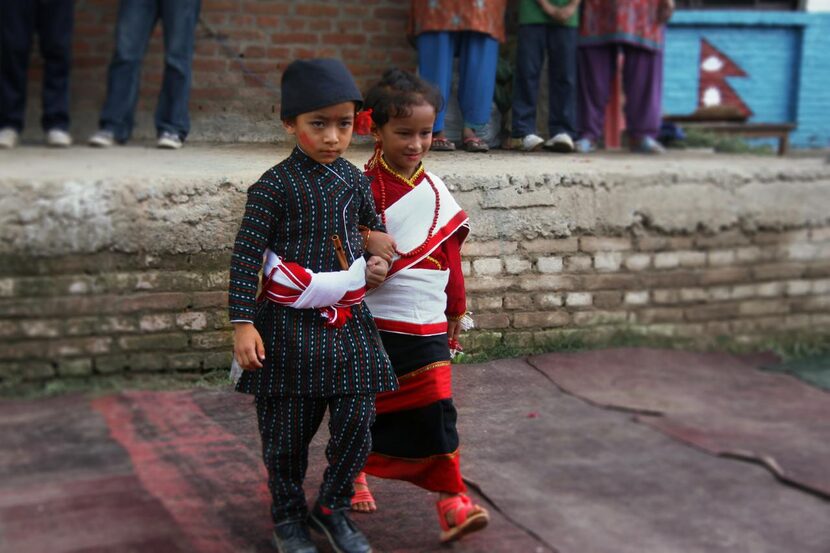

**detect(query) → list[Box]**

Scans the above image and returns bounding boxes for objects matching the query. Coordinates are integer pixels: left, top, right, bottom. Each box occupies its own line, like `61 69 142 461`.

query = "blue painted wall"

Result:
664 11 830 149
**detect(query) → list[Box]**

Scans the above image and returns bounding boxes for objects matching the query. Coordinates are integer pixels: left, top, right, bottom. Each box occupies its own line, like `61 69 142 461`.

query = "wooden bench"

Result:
664 118 796 156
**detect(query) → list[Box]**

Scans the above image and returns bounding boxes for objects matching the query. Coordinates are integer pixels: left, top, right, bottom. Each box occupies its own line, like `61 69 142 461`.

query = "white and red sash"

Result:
365 171 469 335
259 248 366 327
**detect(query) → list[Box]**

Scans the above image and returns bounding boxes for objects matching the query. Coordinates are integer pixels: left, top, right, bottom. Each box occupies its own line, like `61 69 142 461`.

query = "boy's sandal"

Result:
431 136 456 151
436 493 490 543
462 136 489 153
350 471 377 513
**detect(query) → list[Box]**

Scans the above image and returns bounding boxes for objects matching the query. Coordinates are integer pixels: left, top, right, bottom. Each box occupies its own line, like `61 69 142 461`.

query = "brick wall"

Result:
22 0 416 141
459 228 830 350
2 227 828 384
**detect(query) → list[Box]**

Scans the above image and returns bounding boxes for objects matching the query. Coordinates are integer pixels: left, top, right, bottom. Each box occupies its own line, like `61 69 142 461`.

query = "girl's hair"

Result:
363 68 443 128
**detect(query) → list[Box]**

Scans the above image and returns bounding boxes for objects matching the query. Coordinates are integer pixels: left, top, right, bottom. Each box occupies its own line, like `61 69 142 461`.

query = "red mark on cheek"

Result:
297 131 313 150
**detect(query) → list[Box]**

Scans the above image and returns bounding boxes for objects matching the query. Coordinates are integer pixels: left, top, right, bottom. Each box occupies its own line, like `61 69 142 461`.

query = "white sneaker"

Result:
88 130 115 148
544 133 574 153
0 127 19 149
515 133 544 151
157 131 183 149
46 128 73 147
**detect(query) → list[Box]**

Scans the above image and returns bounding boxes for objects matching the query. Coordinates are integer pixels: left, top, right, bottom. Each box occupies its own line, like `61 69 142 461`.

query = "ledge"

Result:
1 145 829 256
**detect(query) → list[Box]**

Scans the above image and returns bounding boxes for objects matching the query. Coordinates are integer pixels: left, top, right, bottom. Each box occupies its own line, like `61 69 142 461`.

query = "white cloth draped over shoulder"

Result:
364 171 469 336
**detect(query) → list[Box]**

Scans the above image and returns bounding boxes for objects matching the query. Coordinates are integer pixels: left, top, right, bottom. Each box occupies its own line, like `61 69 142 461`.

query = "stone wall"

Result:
1 149 828 384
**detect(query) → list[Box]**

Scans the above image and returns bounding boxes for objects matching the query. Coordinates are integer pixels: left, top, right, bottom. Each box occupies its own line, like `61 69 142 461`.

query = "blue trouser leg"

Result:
457 31 499 131
37 0 74 132
98 0 158 142
0 0 35 131
511 25 546 138
547 26 577 138
156 0 200 140
417 31 455 134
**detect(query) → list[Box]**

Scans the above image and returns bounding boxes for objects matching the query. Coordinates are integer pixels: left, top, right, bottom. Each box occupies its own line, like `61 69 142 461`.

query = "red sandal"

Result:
350 471 376 513
431 136 456 151
462 136 489 153
436 493 490 543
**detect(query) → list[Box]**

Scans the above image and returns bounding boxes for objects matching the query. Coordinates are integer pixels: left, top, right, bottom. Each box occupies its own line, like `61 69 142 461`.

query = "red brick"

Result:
296 4 339 17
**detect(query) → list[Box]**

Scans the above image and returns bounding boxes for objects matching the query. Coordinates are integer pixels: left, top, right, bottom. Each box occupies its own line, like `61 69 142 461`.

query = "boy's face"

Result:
283 101 356 164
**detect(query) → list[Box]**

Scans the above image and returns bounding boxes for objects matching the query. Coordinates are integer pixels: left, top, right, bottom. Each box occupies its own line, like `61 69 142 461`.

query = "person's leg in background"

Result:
92 0 157 145
576 44 616 151
456 31 499 152
545 24 578 152
38 0 74 147
417 31 457 151
0 0 36 148
622 44 665 153
155 0 200 149
510 25 546 151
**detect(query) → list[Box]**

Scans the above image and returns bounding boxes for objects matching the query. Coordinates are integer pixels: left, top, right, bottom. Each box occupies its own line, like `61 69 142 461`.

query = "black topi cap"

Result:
280 58 363 120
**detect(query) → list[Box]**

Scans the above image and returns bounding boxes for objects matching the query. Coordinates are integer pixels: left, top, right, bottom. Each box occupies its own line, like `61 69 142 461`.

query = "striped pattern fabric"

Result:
255 394 376 523
228 148 397 397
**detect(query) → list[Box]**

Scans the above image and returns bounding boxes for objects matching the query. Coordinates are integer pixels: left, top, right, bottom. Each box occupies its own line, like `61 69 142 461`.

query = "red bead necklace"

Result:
377 164 441 259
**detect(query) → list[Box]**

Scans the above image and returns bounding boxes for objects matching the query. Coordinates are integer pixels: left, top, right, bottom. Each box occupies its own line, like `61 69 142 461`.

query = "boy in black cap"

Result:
229 58 398 553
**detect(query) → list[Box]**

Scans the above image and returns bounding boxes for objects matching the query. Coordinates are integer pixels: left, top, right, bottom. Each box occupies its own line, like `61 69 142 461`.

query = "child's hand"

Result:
233 323 265 369
365 255 389 289
447 318 462 345
365 230 396 264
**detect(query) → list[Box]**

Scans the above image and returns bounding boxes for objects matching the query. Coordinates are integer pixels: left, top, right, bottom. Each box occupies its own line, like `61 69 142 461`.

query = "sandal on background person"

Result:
430 134 456 151
462 135 489 153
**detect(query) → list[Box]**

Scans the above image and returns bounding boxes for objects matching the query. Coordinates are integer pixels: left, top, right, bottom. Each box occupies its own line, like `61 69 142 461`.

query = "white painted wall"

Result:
806 0 830 12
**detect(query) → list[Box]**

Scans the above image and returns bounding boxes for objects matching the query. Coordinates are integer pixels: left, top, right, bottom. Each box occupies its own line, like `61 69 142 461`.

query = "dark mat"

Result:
0 389 544 553
2 362 829 553
0 394 192 553
454 358 830 553
528 348 830 499
761 353 830 390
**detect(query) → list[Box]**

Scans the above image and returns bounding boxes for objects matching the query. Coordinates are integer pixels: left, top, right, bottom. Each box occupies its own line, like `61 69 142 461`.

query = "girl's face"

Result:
373 102 435 179
283 101 356 165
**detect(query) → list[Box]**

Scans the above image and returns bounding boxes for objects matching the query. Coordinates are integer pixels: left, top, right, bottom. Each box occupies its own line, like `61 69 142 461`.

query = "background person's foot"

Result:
574 137 596 154
516 133 543 151
430 135 455 151
632 136 666 154
157 131 183 150
46 129 72 148
545 133 574 153
0 127 19 149
88 130 115 148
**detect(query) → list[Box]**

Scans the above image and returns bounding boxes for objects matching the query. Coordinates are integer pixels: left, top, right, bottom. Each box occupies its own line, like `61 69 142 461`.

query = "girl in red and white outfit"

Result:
351 68 489 543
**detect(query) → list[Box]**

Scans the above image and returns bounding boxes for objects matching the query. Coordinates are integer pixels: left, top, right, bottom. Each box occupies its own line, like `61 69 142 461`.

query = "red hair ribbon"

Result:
354 108 373 136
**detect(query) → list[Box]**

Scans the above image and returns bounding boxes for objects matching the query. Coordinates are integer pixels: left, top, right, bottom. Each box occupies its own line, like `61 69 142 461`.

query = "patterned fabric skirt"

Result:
363 331 466 494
